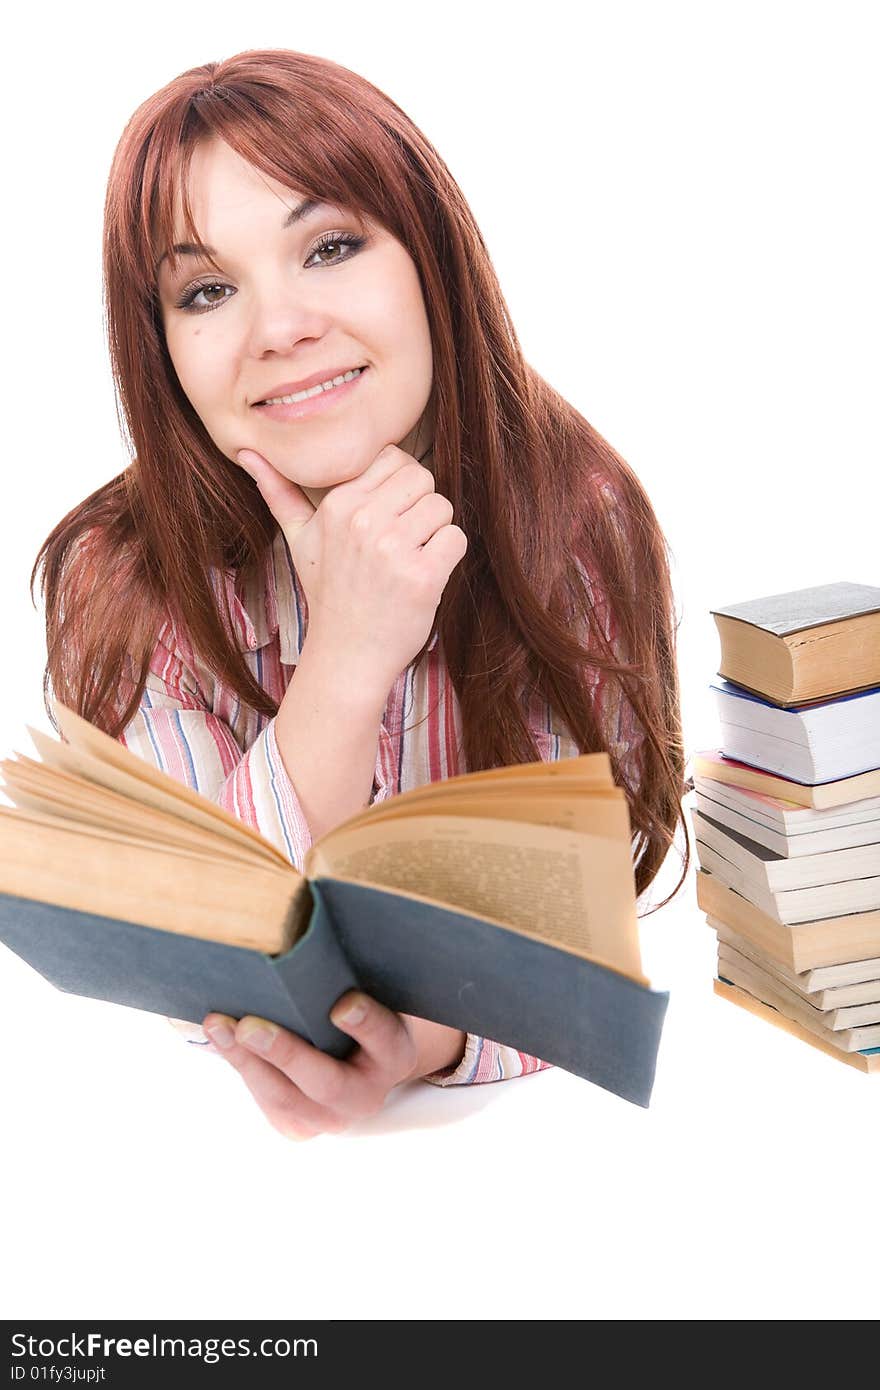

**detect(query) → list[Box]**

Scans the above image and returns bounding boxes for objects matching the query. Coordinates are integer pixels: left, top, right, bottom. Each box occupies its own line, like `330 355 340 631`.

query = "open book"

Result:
0 700 668 1107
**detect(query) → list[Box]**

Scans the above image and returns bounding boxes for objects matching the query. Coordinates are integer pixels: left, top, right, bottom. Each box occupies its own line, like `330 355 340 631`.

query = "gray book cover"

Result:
0 878 669 1109
711 582 880 636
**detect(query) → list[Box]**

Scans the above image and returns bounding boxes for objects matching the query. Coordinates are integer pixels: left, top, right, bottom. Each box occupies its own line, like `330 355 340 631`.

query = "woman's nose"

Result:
245 279 334 355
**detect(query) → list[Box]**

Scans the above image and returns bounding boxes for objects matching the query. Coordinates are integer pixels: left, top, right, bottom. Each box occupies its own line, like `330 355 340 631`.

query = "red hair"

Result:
31 48 690 911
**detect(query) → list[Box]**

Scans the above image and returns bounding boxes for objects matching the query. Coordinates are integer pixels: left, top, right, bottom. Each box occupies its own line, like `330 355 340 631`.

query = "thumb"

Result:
237 449 317 539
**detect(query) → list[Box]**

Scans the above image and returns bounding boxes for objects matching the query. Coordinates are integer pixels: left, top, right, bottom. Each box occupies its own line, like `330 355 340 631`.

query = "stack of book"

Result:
690 581 880 1073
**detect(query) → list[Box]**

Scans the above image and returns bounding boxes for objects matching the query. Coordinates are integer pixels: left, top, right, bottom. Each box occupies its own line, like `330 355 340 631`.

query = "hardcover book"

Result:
0 700 669 1108
710 581 880 706
708 678 880 784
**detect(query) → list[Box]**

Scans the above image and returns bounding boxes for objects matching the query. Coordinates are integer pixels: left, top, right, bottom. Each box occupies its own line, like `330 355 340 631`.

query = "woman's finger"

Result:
327 992 419 1087
202 1013 345 1140
236 449 317 537
233 995 411 1112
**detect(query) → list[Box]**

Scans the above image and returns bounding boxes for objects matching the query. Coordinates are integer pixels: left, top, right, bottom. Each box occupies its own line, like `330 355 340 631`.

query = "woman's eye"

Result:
178 283 231 312
173 231 366 314
307 232 366 267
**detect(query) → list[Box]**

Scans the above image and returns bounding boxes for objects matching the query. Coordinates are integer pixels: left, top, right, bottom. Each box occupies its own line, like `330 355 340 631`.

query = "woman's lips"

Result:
252 367 368 422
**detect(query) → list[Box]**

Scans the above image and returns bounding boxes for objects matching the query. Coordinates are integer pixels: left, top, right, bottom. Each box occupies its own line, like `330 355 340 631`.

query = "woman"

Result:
31 49 690 1139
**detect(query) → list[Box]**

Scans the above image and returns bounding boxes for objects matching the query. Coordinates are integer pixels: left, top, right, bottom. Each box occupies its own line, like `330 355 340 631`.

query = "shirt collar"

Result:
222 527 439 665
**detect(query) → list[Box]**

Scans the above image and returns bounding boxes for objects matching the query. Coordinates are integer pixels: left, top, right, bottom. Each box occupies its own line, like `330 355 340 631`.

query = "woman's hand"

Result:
236 443 467 694
201 991 428 1140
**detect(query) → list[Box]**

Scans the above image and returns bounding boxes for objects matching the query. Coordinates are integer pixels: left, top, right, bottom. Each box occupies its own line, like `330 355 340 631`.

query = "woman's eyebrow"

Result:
155 197 333 273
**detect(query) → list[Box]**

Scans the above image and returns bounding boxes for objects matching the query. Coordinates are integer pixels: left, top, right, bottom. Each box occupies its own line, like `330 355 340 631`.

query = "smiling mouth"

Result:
254 366 368 406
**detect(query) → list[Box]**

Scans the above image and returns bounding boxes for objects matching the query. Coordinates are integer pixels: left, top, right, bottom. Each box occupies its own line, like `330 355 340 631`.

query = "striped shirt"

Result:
118 526 644 1085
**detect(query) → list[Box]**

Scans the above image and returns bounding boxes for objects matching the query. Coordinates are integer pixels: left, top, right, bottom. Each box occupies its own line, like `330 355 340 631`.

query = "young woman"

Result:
32 49 690 1140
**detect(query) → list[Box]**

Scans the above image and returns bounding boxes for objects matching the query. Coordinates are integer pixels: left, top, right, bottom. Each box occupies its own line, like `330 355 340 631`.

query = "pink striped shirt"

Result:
117 526 644 1085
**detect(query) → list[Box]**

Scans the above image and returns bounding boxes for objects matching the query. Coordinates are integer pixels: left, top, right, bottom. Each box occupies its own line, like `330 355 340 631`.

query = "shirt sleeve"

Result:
420 1035 553 1087
117 634 315 867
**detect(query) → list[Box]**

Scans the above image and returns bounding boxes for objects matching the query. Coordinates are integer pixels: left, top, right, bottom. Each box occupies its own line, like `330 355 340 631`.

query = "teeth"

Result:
262 367 364 406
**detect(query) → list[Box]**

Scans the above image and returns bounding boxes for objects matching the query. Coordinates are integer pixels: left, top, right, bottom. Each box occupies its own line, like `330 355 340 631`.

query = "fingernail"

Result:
205 1022 235 1050
331 995 367 1028
238 1021 277 1053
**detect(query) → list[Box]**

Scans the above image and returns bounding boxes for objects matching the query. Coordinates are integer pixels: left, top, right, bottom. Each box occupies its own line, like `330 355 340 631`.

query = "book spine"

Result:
270 879 364 1058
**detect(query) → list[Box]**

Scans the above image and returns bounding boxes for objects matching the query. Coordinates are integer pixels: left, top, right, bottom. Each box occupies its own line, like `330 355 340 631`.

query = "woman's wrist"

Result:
298 629 395 722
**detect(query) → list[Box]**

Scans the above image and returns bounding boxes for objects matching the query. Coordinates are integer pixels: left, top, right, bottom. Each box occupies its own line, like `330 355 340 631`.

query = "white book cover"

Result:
692 788 880 857
710 678 880 783
691 808 880 890
692 836 880 924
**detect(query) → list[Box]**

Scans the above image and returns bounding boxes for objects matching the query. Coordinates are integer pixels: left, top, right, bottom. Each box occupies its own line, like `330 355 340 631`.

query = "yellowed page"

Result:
0 801 293 873
305 809 643 982
0 757 275 871
340 787 627 838
47 699 289 865
336 759 618 835
384 750 613 802
27 721 289 870
0 805 302 953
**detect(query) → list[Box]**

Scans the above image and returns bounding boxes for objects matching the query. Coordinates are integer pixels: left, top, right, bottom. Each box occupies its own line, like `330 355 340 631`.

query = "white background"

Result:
1 0 877 1322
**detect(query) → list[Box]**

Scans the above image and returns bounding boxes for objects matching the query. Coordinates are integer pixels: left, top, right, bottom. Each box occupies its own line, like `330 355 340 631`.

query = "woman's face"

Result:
156 137 434 494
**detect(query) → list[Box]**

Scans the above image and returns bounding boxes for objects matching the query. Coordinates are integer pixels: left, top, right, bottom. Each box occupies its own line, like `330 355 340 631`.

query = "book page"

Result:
340 787 627 838
28 716 289 869
0 757 276 871
334 760 619 837
0 806 304 952
0 801 290 871
384 751 613 804
305 811 644 982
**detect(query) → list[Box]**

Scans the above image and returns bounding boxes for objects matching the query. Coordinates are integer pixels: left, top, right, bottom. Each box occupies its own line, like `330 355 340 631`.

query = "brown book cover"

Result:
710 581 880 705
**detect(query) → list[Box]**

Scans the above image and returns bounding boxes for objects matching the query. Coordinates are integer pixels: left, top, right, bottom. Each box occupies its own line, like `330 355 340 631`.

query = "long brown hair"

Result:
31 48 690 912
